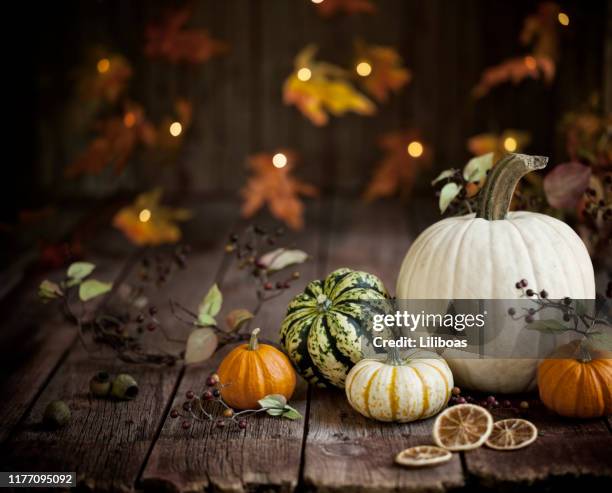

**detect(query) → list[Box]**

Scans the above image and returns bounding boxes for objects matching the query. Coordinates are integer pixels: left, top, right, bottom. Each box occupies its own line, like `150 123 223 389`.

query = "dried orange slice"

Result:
395 445 452 467
485 418 538 450
433 404 493 451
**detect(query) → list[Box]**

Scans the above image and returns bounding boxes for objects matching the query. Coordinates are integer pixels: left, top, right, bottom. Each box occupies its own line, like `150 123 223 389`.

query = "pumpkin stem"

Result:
386 346 404 366
477 153 548 220
249 328 260 350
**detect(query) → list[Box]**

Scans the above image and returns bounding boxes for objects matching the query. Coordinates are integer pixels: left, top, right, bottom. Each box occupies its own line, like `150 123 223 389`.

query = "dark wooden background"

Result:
27 0 610 202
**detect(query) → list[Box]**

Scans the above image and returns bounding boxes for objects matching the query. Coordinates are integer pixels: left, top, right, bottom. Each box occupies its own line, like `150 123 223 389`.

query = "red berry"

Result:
238 420 247 429
263 282 273 290
182 421 191 429
186 390 195 400
170 410 179 419
486 395 496 404
216 419 226 429
502 400 512 408
147 323 156 332
515 282 522 289
526 289 534 297
540 290 548 299
451 386 461 395
507 308 516 316
202 390 213 400
149 306 158 316
457 397 466 404
525 315 534 323
520 279 528 288
213 389 221 398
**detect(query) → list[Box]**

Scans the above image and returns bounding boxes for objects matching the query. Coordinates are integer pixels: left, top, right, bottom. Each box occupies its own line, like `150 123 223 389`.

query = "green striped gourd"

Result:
280 268 388 388
345 349 453 422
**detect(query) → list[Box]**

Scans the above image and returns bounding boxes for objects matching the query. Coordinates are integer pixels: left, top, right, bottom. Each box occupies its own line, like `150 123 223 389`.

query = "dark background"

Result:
5 0 611 218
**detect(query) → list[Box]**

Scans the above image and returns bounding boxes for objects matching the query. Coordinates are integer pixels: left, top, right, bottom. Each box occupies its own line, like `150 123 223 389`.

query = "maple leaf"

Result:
65 102 156 177
355 42 411 102
79 53 132 104
314 0 376 17
145 8 228 64
363 131 431 201
283 45 375 126
112 188 192 246
241 151 318 230
467 130 531 162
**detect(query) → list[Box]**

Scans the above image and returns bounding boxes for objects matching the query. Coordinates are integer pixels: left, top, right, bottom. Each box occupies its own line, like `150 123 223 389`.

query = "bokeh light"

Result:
356 61 372 77
139 209 151 223
123 112 136 128
297 67 312 81
407 141 424 158
558 12 569 26
524 56 537 70
169 122 182 137
504 137 518 152
272 153 288 168
97 58 110 74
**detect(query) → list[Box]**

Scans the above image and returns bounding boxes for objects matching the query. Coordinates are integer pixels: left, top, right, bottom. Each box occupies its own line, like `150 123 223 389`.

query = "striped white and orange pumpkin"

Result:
345 350 453 422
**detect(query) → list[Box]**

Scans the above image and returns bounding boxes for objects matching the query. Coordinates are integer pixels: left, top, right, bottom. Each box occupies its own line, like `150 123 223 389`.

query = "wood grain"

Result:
141 201 326 493
464 404 612 487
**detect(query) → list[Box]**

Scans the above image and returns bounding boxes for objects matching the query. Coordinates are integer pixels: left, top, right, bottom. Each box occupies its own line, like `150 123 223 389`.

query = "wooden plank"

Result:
303 198 466 492
465 404 612 487
141 200 326 492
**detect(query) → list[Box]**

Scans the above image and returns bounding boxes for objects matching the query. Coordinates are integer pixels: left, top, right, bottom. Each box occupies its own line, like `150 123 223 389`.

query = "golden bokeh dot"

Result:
407 141 424 158
503 137 518 152
123 112 136 128
558 12 569 26
169 121 183 137
311 0 324 4
139 209 151 223
272 153 288 168
356 61 372 77
297 67 312 82
97 58 110 74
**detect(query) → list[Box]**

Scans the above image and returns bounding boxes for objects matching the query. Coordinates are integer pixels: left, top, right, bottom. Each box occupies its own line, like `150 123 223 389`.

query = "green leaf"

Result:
439 182 461 213
198 284 222 319
258 394 287 409
38 280 63 301
463 153 494 182
225 308 254 332
431 169 458 185
282 405 302 420
67 262 95 280
526 319 568 333
78 279 112 302
197 312 217 327
588 331 612 351
265 408 284 417
258 248 308 271
184 328 218 364
574 300 587 317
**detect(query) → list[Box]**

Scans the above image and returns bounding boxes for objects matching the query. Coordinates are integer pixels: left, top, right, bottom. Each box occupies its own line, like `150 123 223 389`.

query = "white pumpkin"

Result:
396 154 595 393
345 349 453 422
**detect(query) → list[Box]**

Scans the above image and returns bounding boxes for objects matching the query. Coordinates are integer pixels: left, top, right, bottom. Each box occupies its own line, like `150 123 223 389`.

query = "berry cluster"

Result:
449 386 532 415
138 245 191 285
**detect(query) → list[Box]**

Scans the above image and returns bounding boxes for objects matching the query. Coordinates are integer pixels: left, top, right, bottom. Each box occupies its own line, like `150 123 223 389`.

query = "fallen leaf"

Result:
363 130 431 201
112 188 192 246
258 248 308 271
241 150 318 230
79 279 112 302
225 309 254 332
283 45 375 126
314 0 376 17
145 8 228 64
543 162 592 209
185 328 218 364
355 42 411 102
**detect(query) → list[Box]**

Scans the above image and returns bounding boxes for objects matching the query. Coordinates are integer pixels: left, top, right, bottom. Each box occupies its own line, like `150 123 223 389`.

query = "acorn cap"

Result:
111 374 139 400
43 400 71 428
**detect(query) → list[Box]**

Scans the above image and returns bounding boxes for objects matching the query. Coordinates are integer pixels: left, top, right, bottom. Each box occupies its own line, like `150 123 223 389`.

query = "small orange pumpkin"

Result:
217 328 296 409
538 340 612 419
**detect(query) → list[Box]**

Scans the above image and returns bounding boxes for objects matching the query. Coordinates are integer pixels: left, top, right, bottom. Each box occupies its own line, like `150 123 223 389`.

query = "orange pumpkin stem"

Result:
249 328 261 351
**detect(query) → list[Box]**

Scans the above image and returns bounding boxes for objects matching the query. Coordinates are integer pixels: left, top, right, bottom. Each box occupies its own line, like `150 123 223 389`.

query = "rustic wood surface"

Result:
1 198 611 493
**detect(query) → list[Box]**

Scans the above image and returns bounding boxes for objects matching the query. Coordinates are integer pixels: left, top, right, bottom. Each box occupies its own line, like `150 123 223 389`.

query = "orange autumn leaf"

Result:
113 188 192 246
283 45 375 126
363 131 431 201
520 2 561 61
315 0 376 17
79 53 132 104
241 151 318 230
355 43 411 102
145 8 228 64
66 103 156 177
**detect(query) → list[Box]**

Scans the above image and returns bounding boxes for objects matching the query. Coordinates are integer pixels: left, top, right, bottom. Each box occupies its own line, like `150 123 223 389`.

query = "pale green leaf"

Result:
265 408 284 417
184 328 218 364
197 312 217 327
67 262 95 280
463 153 494 182
526 319 568 333
38 280 64 301
431 169 458 185
439 182 461 213
282 405 302 420
198 284 222 318
78 279 112 302
258 248 308 271
258 394 287 409
588 331 612 351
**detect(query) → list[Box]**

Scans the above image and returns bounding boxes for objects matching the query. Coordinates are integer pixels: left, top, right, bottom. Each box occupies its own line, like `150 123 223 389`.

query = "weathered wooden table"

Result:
1 198 611 492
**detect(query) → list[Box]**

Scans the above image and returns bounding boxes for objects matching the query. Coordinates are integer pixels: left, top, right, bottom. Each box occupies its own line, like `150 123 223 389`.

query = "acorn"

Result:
89 371 111 397
111 374 139 400
43 400 71 428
